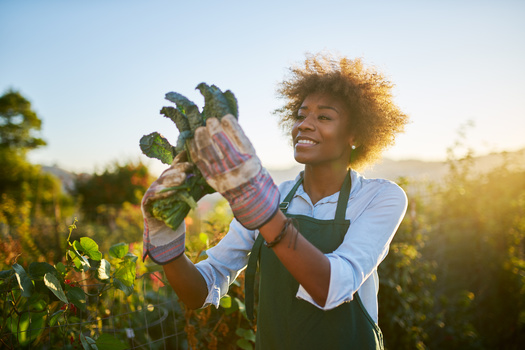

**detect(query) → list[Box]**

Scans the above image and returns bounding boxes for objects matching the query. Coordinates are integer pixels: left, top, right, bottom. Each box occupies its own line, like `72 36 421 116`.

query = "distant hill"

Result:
267 148 525 185
41 165 77 192
40 149 525 194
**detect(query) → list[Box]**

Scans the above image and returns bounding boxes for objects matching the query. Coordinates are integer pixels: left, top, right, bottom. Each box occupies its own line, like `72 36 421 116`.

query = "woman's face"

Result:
292 92 354 168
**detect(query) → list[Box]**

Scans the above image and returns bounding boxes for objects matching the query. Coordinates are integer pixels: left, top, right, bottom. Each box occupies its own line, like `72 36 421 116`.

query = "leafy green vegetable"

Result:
223 90 239 119
160 106 190 135
197 83 239 120
139 83 238 230
139 132 176 165
165 91 203 133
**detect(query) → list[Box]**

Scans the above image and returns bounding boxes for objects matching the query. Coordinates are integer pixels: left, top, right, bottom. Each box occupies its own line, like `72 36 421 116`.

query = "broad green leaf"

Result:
236 328 256 343
236 338 253 350
49 309 65 327
44 272 68 303
0 269 14 279
109 243 128 259
12 263 34 297
80 333 98 350
80 237 102 261
115 258 136 287
124 252 138 263
7 308 45 346
73 240 83 252
220 294 232 309
72 257 82 270
67 287 87 311
69 249 90 271
26 294 47 311
55 262 66 275
113 277 133 296
97 259 111 281
29 262 58 279
95 333 128 350
139 132 175 165
244 329 256 343
235 297 246 312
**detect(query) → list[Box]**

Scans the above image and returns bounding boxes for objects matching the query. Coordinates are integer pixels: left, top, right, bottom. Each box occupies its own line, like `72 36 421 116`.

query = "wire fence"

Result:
2 271 189 349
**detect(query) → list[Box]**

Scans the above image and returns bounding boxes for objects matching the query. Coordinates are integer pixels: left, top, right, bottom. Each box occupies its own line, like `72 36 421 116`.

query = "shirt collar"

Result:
292 169 362 205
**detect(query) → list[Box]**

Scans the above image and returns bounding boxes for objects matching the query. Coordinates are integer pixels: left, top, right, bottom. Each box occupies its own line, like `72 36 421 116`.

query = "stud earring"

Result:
349 145 356 166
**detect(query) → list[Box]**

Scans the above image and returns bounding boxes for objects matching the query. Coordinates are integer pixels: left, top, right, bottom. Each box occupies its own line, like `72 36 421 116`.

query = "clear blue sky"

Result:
1 0 524 176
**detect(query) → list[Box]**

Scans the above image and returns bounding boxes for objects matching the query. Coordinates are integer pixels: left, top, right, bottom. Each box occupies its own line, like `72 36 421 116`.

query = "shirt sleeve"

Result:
296 181 408 310
195 218 256 308
194 179 295 308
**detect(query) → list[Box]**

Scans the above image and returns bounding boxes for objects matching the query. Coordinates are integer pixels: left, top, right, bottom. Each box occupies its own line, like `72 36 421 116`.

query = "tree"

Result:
0 90 73 264
0 90 46 153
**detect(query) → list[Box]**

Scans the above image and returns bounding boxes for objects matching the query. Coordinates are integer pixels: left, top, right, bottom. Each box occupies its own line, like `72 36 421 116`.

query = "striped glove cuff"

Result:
223 168 280 230
142 219 186 265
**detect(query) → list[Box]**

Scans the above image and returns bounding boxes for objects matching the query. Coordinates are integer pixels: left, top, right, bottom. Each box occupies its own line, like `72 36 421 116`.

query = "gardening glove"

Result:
188 114 280 230
141 152 192 264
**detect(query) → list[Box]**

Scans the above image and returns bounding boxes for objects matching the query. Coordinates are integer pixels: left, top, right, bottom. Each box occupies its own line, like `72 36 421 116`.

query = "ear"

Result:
347 135 357 149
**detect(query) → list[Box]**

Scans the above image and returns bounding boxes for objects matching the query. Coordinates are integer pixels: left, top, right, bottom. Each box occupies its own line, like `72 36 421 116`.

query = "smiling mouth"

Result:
296 139 318 146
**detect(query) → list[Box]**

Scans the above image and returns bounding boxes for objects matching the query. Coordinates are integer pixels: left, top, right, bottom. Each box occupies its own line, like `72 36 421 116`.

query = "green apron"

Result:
245 171 384 349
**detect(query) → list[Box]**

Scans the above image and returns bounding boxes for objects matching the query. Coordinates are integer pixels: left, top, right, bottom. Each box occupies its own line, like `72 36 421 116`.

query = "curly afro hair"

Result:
275 53 409 171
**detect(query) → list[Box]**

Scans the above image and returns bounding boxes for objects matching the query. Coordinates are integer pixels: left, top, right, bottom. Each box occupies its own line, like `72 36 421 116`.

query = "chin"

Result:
293 153 309 165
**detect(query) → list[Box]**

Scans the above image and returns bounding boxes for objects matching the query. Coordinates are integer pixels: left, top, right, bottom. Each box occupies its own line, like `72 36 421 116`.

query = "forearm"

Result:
162 254 209 309
259 210 331 307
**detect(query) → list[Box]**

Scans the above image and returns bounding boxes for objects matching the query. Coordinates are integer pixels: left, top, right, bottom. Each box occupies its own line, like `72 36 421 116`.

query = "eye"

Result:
295 114 306 121
318 115 331 121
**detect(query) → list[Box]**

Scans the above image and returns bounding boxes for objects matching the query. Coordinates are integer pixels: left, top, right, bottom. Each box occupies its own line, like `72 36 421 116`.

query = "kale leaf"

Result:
139 132 176 165
139 83 239 230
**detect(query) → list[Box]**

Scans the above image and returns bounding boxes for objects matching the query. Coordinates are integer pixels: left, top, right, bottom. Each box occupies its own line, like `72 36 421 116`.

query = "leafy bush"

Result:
379 155 525 349
0 220 139 349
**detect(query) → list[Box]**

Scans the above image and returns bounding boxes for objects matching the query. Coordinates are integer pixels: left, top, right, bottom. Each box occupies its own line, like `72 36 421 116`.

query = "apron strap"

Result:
279 172 304 215
245 233 265 321
334 171 352 223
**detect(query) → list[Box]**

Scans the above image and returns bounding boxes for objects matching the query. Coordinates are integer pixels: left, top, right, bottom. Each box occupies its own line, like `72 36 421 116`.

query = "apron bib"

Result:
245 171 384 349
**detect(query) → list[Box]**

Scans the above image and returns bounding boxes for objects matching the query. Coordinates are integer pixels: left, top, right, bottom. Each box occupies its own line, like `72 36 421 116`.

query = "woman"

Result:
141 53 409 349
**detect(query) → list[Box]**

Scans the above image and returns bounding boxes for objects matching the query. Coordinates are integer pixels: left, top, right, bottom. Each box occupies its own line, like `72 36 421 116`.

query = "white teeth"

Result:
297 139 316 145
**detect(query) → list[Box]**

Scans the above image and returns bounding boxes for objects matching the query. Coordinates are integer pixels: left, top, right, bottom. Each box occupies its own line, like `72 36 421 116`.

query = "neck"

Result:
302 163 349 205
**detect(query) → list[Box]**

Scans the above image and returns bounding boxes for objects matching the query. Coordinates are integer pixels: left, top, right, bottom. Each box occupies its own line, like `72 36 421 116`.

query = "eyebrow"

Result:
298 105 340 113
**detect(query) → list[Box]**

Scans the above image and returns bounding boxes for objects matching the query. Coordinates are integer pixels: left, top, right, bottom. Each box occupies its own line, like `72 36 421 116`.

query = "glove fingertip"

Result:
206 117 222 135
194 126 211 149
221 116 256 155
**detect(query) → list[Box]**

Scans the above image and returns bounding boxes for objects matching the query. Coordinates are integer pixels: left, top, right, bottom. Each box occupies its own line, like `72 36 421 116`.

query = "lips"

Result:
295 136 318 147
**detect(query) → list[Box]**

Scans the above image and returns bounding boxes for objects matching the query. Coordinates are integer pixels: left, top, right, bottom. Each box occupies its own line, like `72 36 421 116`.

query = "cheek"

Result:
291 123 300 138
333 128 352 149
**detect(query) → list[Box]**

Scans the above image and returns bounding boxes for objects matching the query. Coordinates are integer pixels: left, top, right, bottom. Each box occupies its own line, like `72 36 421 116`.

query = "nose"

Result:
297 114 315 131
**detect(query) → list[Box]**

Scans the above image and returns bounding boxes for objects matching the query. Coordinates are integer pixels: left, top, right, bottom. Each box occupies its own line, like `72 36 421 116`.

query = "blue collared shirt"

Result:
195 170 407 323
